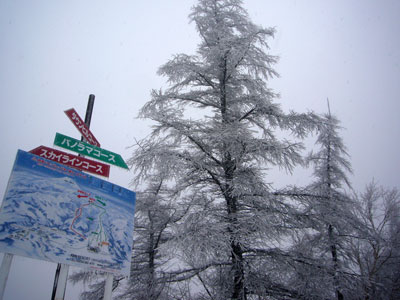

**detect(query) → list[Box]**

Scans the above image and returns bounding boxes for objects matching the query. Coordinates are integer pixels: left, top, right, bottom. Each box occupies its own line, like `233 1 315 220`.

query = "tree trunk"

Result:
326 133 343 300
226 192 246 300
328 224 344 300
231 240 245 300
224 159 246 300
219 50 246 300
148 211 155 299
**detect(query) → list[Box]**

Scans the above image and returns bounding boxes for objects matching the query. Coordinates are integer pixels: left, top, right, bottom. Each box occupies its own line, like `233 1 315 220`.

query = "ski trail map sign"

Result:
0 150 136 275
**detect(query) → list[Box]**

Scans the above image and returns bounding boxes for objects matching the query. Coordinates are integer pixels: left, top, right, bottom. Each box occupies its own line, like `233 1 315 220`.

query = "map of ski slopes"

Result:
0 150 136 275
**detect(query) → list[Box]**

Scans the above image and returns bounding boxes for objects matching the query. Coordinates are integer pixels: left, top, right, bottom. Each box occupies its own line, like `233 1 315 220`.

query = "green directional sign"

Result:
54 132 129 169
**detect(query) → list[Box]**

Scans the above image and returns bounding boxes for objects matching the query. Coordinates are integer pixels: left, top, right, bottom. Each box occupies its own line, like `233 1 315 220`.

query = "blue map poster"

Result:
0 150 136 275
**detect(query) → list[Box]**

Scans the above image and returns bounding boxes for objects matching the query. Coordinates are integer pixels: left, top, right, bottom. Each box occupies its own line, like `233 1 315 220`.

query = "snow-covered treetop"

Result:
308 106 353 192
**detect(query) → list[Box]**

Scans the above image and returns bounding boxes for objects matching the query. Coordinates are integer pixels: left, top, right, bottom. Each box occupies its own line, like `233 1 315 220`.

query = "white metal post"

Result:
54 264 69 300
0 253 13 300
103 273 113 300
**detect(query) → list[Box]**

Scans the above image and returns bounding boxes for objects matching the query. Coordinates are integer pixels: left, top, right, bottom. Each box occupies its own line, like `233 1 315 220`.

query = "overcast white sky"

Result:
0 0 399 299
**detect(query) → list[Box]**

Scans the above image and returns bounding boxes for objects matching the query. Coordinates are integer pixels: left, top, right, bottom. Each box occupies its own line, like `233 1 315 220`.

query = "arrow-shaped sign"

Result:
29 145 110 177
53 132 129 169
64 108 101 147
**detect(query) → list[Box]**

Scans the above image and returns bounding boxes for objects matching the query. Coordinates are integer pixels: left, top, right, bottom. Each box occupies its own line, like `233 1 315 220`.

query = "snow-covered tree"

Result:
69 270 124 300
129 0 320 299
120 173 189 299
305 103 354 300
350 181 400 300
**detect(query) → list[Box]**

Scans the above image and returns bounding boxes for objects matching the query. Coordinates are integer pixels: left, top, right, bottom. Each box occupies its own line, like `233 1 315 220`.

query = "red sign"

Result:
29 146 110 178
64 108 101 147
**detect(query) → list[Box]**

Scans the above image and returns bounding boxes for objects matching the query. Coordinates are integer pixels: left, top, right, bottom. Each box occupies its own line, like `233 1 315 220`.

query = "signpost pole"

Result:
54 264 69 300
51 94 96 300
83 94 95 130
51 264 61 300
0 253 13 300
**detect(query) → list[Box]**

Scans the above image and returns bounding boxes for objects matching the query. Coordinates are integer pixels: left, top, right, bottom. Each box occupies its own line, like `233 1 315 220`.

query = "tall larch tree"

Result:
130 0 319 299
305 103 354 300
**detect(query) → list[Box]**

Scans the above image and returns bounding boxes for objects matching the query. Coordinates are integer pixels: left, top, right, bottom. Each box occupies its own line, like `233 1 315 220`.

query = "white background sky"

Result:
0 0 399 299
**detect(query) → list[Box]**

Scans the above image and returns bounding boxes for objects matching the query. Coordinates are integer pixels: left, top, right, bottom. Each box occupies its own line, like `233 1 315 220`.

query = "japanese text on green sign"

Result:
54 133 129 169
